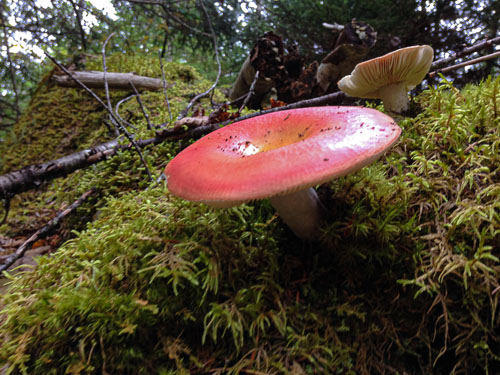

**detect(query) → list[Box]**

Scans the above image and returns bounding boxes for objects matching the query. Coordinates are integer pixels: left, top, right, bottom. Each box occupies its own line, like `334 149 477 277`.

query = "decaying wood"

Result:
173 116 210 130
229 31 285 109
316 19 377 93
0 188 96 273
230 21 376 108
52 70 169 90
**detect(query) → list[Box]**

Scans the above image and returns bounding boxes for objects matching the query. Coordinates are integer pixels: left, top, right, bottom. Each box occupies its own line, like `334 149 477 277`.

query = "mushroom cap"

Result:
338 45 434 99
164 107 401 208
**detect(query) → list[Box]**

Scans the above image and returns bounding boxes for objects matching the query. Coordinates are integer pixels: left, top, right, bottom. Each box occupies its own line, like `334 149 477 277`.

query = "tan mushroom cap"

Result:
338 45 434 99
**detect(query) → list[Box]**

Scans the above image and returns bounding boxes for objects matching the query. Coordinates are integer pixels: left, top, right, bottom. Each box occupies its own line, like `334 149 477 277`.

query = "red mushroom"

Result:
164 107 401 239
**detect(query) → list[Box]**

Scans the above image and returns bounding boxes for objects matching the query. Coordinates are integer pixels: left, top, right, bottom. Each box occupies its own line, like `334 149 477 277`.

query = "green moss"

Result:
0 75 498 374
0 54 224 238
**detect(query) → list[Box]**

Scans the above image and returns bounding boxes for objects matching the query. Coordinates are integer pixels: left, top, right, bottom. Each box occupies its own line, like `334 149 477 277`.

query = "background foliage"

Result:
1 0 498 132
0 1 498 373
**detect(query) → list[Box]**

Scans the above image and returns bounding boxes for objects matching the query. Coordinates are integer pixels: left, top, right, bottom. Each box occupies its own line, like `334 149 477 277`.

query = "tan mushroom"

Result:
338 45 434 114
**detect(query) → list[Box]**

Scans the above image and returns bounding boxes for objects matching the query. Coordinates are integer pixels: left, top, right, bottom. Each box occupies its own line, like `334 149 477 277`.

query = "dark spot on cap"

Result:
323 158 329 162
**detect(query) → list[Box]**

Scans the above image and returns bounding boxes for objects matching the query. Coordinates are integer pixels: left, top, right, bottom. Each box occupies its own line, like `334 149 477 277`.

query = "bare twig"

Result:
429 51 500 78
102 32 120 136
239 71 260 113
45 53 122 127
0 90 346 200
158 2 212 37
114 94 139 130
45 52 153 182
128 80 153 130
430 36 500 70
177 0 221 120
68 0 88 51
160 24 169 59
159 51 173 122
0 188 97 273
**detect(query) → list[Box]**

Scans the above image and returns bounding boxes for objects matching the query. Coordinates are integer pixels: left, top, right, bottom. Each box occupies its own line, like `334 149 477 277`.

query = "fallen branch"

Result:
0 90 345 200
46 52 153 182
430 36 500 70
0 187 97 273
52 70 169 90
429 51 500 78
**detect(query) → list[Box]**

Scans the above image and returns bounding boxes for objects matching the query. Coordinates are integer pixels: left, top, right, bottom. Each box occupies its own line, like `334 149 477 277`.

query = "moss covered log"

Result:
0 66 498 374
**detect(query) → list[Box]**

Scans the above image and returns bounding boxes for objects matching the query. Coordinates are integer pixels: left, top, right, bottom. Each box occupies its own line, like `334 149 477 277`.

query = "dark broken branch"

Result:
0 187 97 273
52 71 169 90
0 90 345 200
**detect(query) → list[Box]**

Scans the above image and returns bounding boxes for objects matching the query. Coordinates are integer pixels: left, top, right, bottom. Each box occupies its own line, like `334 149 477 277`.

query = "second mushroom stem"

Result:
269 187 324 240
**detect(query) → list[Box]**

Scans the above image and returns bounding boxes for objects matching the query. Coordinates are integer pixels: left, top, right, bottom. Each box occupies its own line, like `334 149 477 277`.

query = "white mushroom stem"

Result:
377 82 410 114
269 187 323 240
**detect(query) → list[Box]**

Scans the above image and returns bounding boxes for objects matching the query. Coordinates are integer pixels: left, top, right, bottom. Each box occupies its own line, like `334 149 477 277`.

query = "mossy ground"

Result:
0 61 498 374
0 54 222 238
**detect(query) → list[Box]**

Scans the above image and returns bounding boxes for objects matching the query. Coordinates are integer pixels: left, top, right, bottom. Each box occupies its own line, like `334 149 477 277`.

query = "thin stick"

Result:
102 32 120 136
128 80 153 130
158 2 212 38
159 51 173 122
0 188 97 273
239 71 260 113
45 53 122 127
177 0 221 120
0 197 10 226
45 53 153 182
114 94 139 130
429 51 500 78
0 90 346 200
430 36 500 70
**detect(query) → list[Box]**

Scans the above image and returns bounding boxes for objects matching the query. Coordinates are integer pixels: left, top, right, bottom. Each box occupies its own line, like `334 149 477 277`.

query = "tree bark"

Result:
229 31 286 109
230 22 377 108
315 19 377 94
52 71 170 90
